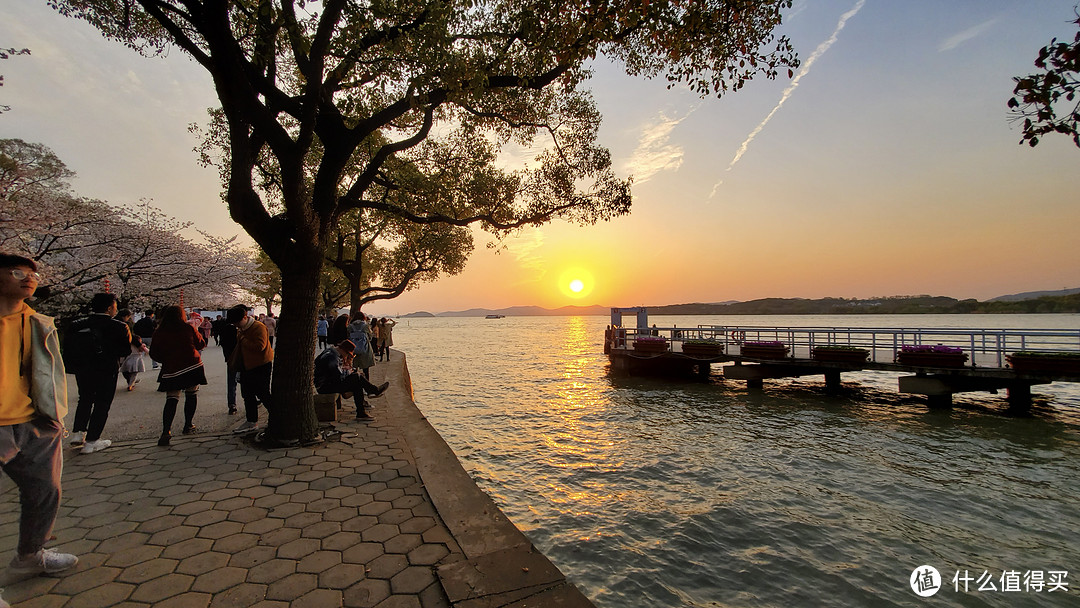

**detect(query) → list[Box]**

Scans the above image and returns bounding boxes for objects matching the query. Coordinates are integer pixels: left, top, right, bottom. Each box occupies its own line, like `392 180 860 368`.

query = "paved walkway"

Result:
0 350 593 607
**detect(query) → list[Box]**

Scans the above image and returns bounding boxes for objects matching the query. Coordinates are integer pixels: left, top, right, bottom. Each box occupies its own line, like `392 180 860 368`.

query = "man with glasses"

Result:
0 253 79 584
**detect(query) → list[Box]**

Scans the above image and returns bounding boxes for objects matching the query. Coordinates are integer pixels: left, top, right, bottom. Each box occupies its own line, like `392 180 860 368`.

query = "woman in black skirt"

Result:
149 306 207 446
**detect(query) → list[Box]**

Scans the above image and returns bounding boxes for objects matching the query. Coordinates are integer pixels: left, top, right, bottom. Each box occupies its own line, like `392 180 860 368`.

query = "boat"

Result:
485 314 505 319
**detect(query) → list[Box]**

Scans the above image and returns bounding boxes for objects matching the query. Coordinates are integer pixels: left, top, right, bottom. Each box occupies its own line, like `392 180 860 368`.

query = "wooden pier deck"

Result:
605 308 1080 410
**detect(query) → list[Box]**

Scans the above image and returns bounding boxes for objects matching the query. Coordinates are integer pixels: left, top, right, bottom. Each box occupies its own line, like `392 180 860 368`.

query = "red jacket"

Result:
149 323 205 374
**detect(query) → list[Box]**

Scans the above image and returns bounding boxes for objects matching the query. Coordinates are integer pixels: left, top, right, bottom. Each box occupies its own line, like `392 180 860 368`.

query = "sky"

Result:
2 0 1079 316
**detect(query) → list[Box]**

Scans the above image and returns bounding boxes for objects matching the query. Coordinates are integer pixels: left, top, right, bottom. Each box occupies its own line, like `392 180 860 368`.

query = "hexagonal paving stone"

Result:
211 582 268 608
115 557 178 584
148 524 199 546
230 545 278 568
191 565 247 593
293 587 344 608
365 554 408 580
177 550 230 576
407 543 450 566
319 562 369 590
129 572 195 603
277 537 322 560
383 534 422 555
300 521 341 540
361 523 399 543
390 565 437 595
213 531 260 553
162 537 214 560
297 550 342 573
266 572 318 601
247 558 297 584
343 577 390 608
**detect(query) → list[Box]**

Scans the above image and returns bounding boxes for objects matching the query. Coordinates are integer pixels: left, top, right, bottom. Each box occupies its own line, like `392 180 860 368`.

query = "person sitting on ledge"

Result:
313 339 389 422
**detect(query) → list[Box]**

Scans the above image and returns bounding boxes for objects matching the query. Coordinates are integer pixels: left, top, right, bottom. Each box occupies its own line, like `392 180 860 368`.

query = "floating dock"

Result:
605 307 1080 410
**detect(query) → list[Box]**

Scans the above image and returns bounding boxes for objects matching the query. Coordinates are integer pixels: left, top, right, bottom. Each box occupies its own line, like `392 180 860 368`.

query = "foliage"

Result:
0 138 258 314
0 47 31 114
51 0 799 443
900 345 964 354
1009 351 1080 359
250 248 282 314
1009 8 1080 148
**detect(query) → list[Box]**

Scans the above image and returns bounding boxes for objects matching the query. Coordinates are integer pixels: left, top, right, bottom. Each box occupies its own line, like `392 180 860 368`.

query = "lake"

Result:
392 314 1079 607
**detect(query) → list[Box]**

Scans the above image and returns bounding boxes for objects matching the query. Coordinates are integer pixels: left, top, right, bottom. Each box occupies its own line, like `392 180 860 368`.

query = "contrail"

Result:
710 0 866 198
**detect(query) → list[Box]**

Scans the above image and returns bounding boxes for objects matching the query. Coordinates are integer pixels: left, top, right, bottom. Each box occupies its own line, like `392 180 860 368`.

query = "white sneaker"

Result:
69 431 85 447
80 439 111 454
9 548 79 575
232 420 258 434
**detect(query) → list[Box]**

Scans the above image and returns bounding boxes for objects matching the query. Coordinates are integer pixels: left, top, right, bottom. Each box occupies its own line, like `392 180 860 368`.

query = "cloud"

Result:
625 109 696 183
505 228 547 284
709 0 866 198
939 18 999 52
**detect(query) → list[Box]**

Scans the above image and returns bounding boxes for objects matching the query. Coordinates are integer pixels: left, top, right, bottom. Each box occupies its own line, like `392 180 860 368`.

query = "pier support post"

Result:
747 379 764 390
926 394 953 409
1007 384 1033 413
824 371 842 392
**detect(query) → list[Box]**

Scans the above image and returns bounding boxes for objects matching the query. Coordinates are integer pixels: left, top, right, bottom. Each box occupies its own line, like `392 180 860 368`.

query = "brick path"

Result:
0 354 593 608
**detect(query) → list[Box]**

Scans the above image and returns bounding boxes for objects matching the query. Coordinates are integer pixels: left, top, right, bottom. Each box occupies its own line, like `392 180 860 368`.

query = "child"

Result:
122 335 149 391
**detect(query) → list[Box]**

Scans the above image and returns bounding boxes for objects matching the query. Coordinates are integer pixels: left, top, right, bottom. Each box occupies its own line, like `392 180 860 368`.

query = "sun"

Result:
558 267 595 300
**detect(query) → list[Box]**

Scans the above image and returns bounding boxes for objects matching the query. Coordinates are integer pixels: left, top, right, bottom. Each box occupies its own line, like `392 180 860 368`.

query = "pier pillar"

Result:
927 394 953 409
824 371 842 392
1007 384 1033 413
747 379 764 390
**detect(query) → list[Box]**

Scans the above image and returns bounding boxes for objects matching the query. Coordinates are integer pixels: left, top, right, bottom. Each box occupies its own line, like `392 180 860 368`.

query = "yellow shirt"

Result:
0 303 37 425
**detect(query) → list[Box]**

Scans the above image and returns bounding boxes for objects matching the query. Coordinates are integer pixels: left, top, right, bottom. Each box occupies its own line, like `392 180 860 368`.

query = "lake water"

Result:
392 314 1079 607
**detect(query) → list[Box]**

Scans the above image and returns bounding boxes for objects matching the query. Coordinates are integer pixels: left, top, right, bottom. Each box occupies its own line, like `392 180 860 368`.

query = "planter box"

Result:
896 351 968 367
741 344 790 360
812 347 869 363
1007 353 1080 374
681 343 724 357
633 339 669 353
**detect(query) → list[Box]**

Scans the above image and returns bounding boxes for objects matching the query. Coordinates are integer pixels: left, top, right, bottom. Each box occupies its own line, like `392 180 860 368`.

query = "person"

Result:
314 339 389 421
263 312 277 348
329 313 350 346
132 310 157 368
347 312 375 379
199 316 213 344
217 315 240 415
0 253 79 579
210 315 222 346
114 308 133 328
227 305 273 433
149 306 207 446
379 317 396 360
121 335 149 391
370 317 381 361
316 315 329 349
65 292 132 454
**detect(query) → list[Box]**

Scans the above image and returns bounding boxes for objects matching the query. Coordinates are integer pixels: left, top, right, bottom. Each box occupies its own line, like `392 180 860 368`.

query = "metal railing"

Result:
611 325 1080 368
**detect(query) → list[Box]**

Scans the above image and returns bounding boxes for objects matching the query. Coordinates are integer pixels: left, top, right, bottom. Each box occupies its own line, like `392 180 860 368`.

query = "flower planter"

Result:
681 342 724 358
1007 352 1080 374
896 351 968 367
740 343 790 360
633 339 669 354
812 346 869 363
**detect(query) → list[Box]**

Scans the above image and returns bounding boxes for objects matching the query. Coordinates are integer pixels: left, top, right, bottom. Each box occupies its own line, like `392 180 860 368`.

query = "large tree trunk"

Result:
267 248 323 443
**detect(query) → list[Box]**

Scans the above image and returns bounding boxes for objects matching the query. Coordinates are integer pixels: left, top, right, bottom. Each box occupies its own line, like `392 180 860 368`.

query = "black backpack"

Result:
63 319 107 374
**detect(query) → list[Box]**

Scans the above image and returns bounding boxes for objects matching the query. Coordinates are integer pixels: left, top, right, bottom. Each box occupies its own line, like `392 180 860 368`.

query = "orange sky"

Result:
4 1 1079 316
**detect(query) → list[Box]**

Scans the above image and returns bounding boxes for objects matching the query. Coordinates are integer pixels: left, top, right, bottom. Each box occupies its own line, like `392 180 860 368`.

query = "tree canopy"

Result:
51 0 800 443
1009 8 1080 148
0 138 259 314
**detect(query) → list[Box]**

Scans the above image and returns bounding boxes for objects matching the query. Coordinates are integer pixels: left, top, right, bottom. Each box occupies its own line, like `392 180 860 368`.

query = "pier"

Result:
605 307 1080 410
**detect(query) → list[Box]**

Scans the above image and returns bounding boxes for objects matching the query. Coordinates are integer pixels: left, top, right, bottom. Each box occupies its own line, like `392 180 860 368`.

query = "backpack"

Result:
349 324 369 353
63 319 106 374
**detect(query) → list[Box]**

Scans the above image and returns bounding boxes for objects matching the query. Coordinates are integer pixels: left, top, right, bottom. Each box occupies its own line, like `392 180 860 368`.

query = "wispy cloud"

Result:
939 18 999 52
505 228 547 285
625 109 696 183
710 0 866 198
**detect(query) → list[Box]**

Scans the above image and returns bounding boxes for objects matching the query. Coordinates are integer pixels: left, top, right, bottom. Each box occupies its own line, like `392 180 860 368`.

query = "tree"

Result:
250 248 282 314
1009 8 1080 148
0 47 31 114
1 139 258 313
54 0 799 444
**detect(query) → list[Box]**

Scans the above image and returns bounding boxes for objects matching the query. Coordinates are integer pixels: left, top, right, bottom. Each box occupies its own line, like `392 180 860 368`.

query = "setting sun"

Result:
558 267 595 300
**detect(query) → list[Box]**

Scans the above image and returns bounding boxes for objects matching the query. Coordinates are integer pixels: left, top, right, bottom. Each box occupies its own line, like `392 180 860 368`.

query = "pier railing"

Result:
613 325 1080 368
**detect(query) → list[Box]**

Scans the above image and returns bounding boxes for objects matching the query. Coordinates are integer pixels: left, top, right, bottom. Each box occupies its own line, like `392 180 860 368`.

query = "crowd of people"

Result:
0 250 398 600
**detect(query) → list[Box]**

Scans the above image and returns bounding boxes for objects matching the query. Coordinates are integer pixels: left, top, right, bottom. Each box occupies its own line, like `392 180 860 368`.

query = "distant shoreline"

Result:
399 292 1080 318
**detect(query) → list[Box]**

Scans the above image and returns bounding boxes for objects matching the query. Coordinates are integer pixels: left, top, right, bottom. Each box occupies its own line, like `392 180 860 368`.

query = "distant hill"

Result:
438 304 609 317
988 287 1080 302
409 292 1080 317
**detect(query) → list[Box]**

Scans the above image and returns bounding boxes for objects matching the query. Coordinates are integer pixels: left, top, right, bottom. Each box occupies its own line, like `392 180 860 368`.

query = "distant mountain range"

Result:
399 289 1080 317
